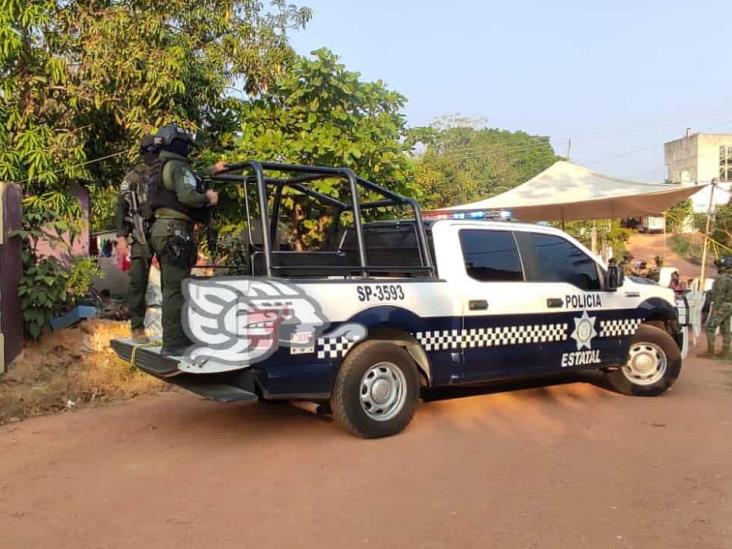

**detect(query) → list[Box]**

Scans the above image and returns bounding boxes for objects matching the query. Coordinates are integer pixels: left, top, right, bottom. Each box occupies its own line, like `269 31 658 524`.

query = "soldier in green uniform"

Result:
704 255 732 359
147 124 221 356
116 135 158 344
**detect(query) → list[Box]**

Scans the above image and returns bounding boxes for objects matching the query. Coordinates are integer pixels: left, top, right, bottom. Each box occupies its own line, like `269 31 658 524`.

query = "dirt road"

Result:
2 348 732 548
627 233 702 280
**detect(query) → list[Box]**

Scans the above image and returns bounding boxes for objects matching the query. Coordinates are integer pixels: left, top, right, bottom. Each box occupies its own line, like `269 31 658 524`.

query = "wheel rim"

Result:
623 342 667 386
359 362 407 421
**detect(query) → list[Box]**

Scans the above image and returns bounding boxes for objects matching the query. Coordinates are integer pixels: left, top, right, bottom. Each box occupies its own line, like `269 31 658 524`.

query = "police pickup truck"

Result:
112 162 684 438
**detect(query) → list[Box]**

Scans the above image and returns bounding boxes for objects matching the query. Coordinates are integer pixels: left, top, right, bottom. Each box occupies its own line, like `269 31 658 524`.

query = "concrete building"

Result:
665 131 732 214
665 131 732 184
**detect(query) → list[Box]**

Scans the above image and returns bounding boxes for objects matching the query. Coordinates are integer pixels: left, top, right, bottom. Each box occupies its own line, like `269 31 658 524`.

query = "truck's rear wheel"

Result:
331 341 419 438
607 324 681 396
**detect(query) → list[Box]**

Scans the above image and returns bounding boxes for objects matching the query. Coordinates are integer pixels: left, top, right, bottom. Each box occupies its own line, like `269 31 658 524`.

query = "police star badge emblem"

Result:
570 310 597 351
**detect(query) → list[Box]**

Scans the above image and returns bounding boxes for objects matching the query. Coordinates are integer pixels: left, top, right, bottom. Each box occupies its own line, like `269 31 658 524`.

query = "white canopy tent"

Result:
440 161 704 223
690 182 731 214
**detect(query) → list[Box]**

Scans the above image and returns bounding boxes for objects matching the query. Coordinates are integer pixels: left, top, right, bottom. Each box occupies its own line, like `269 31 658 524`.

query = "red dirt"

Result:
627 232 702 280
1 342 731 548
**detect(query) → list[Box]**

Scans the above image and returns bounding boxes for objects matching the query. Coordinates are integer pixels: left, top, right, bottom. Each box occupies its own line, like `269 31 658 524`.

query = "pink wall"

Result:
35 182 90 261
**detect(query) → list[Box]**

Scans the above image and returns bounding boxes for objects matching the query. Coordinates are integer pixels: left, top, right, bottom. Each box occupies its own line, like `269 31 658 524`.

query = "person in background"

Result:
702 256 732 359
668 271 685 292
116 135 159 343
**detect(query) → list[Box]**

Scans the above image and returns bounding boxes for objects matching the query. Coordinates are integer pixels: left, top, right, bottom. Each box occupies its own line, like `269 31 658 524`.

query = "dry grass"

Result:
0 319 167 424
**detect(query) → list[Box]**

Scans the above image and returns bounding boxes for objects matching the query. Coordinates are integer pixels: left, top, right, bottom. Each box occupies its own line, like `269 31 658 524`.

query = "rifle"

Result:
123 189 152 260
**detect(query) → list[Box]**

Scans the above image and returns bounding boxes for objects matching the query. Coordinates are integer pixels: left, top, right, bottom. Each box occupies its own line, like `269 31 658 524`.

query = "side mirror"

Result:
606 264 624 290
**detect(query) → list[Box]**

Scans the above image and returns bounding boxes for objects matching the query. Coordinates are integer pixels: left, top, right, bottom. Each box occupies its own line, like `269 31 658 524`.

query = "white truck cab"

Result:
112 162 684 438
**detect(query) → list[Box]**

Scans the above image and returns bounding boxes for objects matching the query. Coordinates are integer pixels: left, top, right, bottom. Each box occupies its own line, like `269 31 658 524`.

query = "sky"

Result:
290 0 732 182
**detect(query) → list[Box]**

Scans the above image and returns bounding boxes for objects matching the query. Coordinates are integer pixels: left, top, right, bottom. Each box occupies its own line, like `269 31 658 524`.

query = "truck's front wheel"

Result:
331 341 419 438
607 324 682 396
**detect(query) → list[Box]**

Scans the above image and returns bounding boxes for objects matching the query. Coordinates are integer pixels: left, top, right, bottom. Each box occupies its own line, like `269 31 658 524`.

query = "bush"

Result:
560 219 630 255
666 199 692 232
15 192 101 339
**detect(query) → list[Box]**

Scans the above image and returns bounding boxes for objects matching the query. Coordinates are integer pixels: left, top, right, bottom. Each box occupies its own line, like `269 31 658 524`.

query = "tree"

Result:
230 48 415 196
561 219 631 256
1 0 310 336
665 199 693 233
710 203 732 249
0 0 311 197
409 118 559 209
210 48 416 249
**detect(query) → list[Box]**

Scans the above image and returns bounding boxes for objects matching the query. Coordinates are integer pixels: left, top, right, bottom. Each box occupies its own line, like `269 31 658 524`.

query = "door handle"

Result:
469 300 488 311
546 298 563 308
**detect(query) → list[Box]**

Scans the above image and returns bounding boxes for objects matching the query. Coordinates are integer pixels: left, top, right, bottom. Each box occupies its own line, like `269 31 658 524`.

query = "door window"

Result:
516 232 601 291
459 229 524 282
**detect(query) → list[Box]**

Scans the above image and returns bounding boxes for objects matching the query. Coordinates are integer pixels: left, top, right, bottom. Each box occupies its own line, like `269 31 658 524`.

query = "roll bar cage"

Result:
209 161 436 278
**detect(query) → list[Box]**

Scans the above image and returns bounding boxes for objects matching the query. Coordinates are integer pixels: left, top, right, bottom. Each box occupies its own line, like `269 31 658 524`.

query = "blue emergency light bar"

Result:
422 209 512 222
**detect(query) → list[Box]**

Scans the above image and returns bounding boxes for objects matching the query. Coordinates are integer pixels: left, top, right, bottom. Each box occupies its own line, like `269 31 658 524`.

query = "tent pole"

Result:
700 178 717 285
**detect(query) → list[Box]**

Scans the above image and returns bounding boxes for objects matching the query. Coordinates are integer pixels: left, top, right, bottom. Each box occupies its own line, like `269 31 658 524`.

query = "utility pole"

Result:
566 138 572 161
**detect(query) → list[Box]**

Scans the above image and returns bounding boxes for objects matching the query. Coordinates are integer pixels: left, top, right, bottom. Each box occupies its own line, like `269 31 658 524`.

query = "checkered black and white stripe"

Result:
415 323 568 352
599 318 641 337
317 336 360 359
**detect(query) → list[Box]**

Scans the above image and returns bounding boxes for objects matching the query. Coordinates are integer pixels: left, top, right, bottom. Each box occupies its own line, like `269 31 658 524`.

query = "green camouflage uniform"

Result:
706 267 732 355
149 150 210 351
116 164 151 331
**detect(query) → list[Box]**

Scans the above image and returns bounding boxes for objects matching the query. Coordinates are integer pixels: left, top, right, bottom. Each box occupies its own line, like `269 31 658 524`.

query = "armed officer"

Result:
116 135 158 344
704 255 732 359
148 124 220 356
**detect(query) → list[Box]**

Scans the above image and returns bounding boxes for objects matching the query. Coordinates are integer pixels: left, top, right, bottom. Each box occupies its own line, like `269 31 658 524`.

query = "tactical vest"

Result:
147 158 208 223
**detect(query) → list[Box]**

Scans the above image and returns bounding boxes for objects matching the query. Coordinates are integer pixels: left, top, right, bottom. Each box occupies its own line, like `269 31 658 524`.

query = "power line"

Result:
577 118 732 167
415 103 732 158
14 150 129 185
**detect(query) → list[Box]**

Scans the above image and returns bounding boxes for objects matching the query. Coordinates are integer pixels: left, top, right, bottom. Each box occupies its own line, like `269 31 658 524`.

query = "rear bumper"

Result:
110 338 258 403
110 339 179 377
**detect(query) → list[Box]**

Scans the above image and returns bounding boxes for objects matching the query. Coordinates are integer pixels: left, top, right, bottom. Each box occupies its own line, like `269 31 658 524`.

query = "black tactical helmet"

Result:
139 134 157 154
714 256 732 270
153 124 196 148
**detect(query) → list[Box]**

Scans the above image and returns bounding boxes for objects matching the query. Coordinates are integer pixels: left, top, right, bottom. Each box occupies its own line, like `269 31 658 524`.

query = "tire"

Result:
607 324 682 396
330 341 420 438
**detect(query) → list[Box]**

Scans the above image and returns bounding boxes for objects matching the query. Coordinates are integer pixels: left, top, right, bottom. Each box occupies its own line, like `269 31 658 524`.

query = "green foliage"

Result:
214 229 253 275
18 255 69 339
665 199 692 232
409 117 559 209
215 48 415 247
668 234 704 266
693 212 708 232
2 0 310 336
710 203 732 249
89 184 119 233
230 48 414 195
0 0 311 195
561 220 631 255
15 192 100 339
